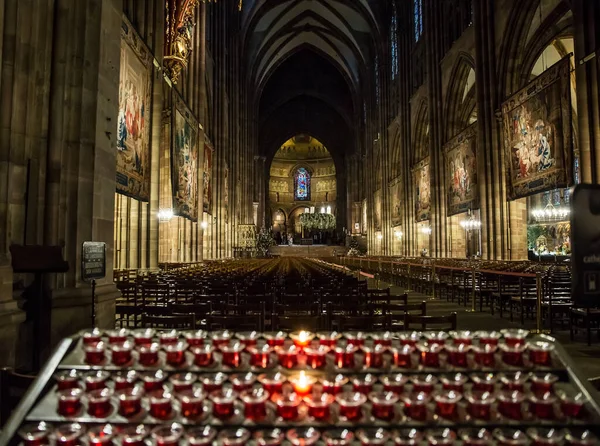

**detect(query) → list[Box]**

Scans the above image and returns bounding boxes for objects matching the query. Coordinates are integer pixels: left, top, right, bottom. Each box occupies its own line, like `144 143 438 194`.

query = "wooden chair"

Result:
337 315 388 331
570 307 600 346
142 313 196 329
380 301 427 329
0 368 36 427
404 312 457 331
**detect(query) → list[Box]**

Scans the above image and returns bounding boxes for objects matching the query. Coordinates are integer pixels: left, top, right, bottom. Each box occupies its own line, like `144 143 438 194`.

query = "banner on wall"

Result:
389 176 403 226
203 140 214 214
413 157 431 222
444 123 479 216
171 92 199 221
374 189 382 231
502 56 573 200
116 17 153 202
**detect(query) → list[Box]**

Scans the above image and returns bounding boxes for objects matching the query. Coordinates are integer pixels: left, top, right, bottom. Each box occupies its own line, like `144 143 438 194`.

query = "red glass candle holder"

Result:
290 371 317 396
84 371 110 392
362 344 387 369
529 392 557 420
417 341 444 368
527 428 565 446
434 390 462 420
500 342 527 367
316 331 342 348
304 392 335 420
472 343 497 368
82 328 103 345
178 388 206 419
187 426 217 446
499 371 529 392
151 423 183 446
275 392 301 421
158 329 179 346
471 373 497 393
87 424 115 446
528 340 555 366
320 374 348 395
286 428 321 446
449 330 473 345
218 428 251 446
344 331 367 347
118 424 147 446
117 386 144 417
356 428 391 446
335 391 367 421
137 342 160 366
114 370 138 391
426 429 457 446
446 343 470 368
164 341 188 366
54 369 80 391
398 331 422 347
411 374 438 394
474 330 502 346
381 373 408 394
258 372 286 395
372 331 394 347
390 344 414 368
254 428 285 446
191 344 214 367
402 391 431 421
141 370 166 392
221 341 245 368
55 423 84 446
106 328 129 345
240 387 270 420
334 344 359 369
393 429 423 446
210 388 238 419
248 344 272 368
369 391 399 420
149 389 174 420
353 373 377 395
18 422 53 446
84 341 106 365
564 430 598 446
275 345 299 369
200 372 227 393
264 331 287 347
111 340 133 366
230 372 257 392
322 429 354 446
304 345 330 369
290 330 314 349
465 390 496 420
184 330 207 347
211 330 234 349
460 428 492 446
493 428 530 446
558 389 588 419
169 372 197 393
497 389 525 420
236 330 260 349
87 388 113 418
501 328 529 347
423 331 449 346
440 373 468 392
531 373 558 397
132 328 155 346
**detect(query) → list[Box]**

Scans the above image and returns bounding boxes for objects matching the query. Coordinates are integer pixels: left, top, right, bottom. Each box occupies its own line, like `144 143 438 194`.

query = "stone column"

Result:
255 156 266 228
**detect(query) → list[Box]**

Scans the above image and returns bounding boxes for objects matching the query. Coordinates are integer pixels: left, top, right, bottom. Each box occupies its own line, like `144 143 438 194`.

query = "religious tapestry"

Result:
374 189 382 231
502 56 573 200
224 162 229 223
203 140 213 213
413 157 431 222
389 176 403 226
294 167 311 201
171 93 199 221
444 123 479 216
116 17 153 201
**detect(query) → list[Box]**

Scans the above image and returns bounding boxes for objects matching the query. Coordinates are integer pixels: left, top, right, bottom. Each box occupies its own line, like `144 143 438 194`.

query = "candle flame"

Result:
299 330 308 341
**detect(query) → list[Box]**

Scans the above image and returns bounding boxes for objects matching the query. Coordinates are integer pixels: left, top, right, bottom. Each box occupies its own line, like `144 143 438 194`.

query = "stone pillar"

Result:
255 156 266 229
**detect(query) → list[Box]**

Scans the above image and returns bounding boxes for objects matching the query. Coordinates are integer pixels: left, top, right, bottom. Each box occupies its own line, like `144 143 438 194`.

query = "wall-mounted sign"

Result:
82 242 106 281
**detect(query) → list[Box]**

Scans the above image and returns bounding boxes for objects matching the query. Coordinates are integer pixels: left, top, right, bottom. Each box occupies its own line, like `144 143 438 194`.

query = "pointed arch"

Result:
412 100 429 165
444 52 477 140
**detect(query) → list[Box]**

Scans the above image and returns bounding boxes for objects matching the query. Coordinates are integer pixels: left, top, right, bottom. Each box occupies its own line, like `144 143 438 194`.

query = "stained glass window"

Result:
294 167 311 201
391 10 399 79
414 0 423 42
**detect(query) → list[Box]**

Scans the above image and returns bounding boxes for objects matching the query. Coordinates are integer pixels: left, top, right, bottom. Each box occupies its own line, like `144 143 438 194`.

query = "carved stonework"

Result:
164 0 200 84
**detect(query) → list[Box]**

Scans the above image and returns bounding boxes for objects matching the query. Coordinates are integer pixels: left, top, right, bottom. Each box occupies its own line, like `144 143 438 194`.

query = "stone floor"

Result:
366 279 600 382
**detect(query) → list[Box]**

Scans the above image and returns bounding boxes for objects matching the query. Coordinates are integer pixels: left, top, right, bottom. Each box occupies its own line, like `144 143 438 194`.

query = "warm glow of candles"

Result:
292 371 315 396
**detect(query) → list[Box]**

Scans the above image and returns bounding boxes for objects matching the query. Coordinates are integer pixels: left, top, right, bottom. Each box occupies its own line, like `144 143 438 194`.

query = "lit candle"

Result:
291 371 316 396
291 330 314 349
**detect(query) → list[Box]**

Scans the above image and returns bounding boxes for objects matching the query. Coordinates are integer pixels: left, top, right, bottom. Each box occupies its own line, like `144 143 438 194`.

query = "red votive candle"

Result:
558 390 588 419
434 390 462 420
221 341 245 368
84 341 106 365
402 391 430 421
169 372 197 393
497 390 525 420
55 423 84 446
141 370 166 392
471 373 497 393
82 328 102 345
320 374 348 394
398 331 421 347
164 341 188 366
236 330 260 349
304 392 335 420
106 328 129 345
275 392 302 421
57 388 83 417
345 331 367 347
499 371 529 392
132 328 155 346
191 344 214 367
149 389 173 420
474 330 501 346
334 344 359 369
369 391 399 420
317 331 342 348
286 428 321 446
335 391 367 421
390 344 414 368
356 428 391 446
417 341 443 368
426 429 457 446
151 423 183 446
372 331 394 347
187 426 217 446
87 388 113 418
84 371 110 392
450 330 473 345
411 374 438 394
230 372 257 392
446 343 470 368
137 342 160 366
381 373 408 394
258 371 286 394
54 369 80 391
290 330 314 349
362 344 387 369
111 340 133 366
290 371 317 396
322 429 354 446
276 345 299 369
87 424 115 446
211 330 233 349
178 388 205 419
304 345 330 369
501 328 529 347
264 331 287 347
210 388 238 419
440 373 468 392
493 428 530 446
218 428 251 446
472 343 497 368
117 386 143 417
114 370 138 391
465 390 495 420
564 430 598 446
500 342 527 367
248 344 272 368
254 429 285 446
527 428 565 446
200 372 227 393
158 329 179 346
240 387 270 420
18 422 53 446
184 330 207 347
460 428 492 446
423 331 449 346
528 340 555 366
529 392 557 420
393 429 423 446
352 373 377 395
531 373 558 396
118 424 147 446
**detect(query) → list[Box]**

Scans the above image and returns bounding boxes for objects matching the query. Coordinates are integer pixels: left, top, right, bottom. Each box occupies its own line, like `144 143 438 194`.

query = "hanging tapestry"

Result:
171 93 199 221
116 17 153 201
224 162 229 223
389 176 403 226
203 140 213 213
374 189 382 231
294 167 311 201
444 123 479 216
502 56 573 200
413 157 431 222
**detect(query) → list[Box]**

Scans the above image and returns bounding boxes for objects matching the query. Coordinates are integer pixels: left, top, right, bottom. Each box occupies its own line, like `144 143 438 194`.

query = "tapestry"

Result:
444 123 479 216
116 17 153 201
502 57 573 200
203 140 214 213
224 162 229 223
389 176 402 226
374 189 382 231
171 93 199 221
413 157 431 222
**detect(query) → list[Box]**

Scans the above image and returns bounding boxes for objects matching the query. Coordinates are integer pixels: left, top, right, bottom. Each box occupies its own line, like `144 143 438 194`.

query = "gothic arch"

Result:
412 100 429 165
444 52 477 140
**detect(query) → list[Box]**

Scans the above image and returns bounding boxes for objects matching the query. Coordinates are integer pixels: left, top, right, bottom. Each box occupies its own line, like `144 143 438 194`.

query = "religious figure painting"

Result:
389 176 402 226
203 141 213 214
444 123 479 216
502 57 573 200
171 93 199 221
413 158 431 222
374 189 382 231
116 18 153 201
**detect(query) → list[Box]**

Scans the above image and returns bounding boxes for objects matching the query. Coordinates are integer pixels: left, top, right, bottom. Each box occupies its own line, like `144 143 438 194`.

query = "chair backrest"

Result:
0 368 36 427
404 312 457 331
337 315 389 331
273 314 328 332
142 313 196 329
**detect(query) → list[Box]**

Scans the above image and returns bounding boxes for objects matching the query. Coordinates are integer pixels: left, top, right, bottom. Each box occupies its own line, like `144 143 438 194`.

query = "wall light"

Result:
394 230 403 239
200 221 208 229
158 208 174 222
376 232 383 240
460 219 482 230
421 226 432 235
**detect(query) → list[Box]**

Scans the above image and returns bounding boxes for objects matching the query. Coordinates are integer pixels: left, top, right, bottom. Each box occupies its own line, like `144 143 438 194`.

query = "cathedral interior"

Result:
1 0 600 440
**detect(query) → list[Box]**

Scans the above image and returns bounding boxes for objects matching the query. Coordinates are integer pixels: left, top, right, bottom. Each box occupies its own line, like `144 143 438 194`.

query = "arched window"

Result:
294 167 311 201
391 7 399 80
414 0 423 42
